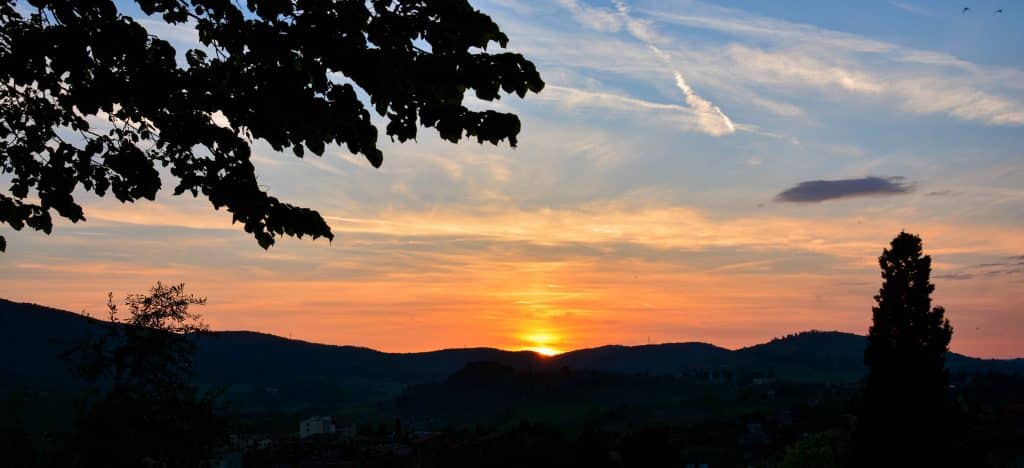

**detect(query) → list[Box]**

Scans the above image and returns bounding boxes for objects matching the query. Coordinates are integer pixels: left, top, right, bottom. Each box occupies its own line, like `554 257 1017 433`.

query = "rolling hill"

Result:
3 298 1022 395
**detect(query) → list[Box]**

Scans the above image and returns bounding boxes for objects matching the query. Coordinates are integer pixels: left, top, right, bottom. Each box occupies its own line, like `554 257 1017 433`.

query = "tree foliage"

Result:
64 282 225 467
853 232 959 465
0 0 544 250
778 430 850 468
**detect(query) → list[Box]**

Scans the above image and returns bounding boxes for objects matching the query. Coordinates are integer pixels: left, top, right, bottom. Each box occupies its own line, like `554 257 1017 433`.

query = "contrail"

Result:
673 71 736 136
613 0 736 136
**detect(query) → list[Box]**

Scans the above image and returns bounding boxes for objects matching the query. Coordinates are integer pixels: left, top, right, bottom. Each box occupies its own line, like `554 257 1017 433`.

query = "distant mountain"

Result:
732 331 873 381
0 299 545 392
739 330 1024 379
555 342 733 375
2 298 1022 395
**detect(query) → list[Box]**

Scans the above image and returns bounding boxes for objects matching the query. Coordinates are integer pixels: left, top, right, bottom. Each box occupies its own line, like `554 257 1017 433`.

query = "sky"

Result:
2 0 1023 357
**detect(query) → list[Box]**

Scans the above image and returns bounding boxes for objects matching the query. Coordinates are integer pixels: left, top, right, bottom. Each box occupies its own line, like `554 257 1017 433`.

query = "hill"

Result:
2 298 1022 397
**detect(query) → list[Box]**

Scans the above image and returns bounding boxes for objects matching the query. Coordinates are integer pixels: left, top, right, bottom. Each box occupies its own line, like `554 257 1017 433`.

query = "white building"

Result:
299 416 336 439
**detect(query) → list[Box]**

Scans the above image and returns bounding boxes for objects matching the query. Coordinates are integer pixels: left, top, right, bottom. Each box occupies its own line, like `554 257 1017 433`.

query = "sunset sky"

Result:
2 0 1022 357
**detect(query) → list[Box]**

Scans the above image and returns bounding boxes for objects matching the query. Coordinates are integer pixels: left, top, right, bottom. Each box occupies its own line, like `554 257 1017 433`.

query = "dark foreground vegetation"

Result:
5 356 1024 467
2 234 1024 467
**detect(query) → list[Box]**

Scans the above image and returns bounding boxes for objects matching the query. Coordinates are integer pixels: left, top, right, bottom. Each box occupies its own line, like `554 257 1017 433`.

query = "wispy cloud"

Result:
554 0 737 136
531 77 742 137
891 1 933 17
775 177 915 203
937 256 1024 282
556 0 622 32
7 196 1024 354
5 0 1024 358
724 45 884 94
541 85 693 114
614 0 736 136
634 4 1024 126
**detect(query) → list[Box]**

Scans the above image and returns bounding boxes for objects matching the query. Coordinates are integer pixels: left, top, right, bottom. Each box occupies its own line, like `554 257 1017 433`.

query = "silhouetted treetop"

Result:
865 231 952 373
66 281 208 387
854 231 958 466
0 0 544 250
62 282 225 466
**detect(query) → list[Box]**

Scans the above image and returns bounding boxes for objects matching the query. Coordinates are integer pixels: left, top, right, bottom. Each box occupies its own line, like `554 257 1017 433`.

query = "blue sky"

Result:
2 0 1022 356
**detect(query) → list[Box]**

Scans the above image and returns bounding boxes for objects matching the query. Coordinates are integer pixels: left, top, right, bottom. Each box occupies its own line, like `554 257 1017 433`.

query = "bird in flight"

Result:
962 7 970 14
995 9 1004 13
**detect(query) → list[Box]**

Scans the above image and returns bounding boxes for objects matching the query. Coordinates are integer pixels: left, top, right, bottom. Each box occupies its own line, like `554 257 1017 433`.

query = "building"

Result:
299 416 337 439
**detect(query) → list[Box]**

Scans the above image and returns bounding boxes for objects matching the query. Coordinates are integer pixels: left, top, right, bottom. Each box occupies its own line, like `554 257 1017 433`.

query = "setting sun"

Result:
520 331 563 356
3 0 1023 464
528 346 562 357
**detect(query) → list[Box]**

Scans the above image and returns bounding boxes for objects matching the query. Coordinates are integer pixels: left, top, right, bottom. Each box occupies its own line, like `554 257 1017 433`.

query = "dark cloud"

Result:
775 176 914 203
935 257 1024 281
926 189 961 197
971 256 1024 269
955 256 1024 280
984 268 1024 277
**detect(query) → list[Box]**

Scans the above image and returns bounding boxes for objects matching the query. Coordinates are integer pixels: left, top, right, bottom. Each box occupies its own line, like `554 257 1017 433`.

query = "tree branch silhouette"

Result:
0 0 545 250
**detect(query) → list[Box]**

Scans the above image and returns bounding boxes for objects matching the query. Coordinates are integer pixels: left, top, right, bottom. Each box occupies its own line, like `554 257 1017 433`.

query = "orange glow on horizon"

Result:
519 331 564 357
527 346 562 356
2 198 1022 359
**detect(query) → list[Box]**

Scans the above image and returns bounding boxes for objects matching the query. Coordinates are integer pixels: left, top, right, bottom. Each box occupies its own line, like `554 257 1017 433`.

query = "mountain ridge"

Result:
3 298 1022 393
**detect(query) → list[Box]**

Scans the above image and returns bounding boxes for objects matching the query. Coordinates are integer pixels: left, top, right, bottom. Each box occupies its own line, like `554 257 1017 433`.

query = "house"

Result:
299 416 337 439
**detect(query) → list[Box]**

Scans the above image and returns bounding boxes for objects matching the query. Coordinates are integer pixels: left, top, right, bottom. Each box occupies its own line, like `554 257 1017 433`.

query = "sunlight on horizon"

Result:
527 346 562 357
520 330 563 357
1 0 1022 360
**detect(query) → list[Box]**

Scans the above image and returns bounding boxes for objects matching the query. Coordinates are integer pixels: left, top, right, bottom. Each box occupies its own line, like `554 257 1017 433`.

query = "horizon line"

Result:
6 297 1022 360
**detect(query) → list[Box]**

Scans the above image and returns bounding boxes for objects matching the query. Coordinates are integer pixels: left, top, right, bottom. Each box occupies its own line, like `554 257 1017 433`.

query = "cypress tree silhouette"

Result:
853 232 959 466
